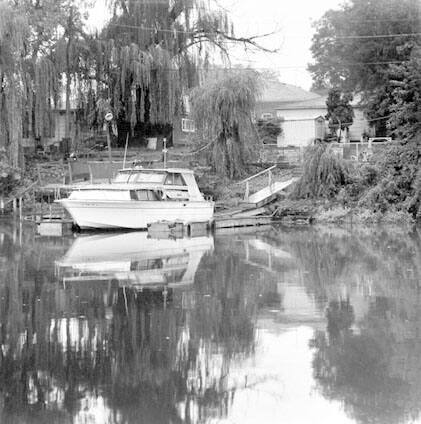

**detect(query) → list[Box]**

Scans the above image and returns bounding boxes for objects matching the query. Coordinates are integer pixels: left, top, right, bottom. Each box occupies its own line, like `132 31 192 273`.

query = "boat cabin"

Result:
68 168 205 202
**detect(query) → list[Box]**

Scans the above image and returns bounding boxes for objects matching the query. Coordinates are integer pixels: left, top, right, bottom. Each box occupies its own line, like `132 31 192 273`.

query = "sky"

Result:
87 0 344 90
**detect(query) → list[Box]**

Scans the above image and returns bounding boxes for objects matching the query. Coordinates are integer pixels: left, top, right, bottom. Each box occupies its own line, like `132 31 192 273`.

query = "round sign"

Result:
104 112 113 121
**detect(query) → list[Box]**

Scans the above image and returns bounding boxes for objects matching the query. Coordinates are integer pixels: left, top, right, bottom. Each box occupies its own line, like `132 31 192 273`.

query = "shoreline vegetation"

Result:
203 138 420 226
287 140 420 225
1 139 420 227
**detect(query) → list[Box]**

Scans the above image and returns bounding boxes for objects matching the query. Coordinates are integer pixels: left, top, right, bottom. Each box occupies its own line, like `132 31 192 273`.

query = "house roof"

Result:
276 97 327 110
260 79 363 110
260 80 319 103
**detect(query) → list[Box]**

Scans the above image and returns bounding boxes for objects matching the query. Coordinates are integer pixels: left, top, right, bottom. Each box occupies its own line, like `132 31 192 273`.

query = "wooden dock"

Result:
214 215 274 229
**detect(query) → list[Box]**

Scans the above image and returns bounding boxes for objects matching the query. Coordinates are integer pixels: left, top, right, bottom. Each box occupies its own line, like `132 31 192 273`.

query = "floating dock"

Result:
37 218 74 236
34 214 279 237
214 215 274 229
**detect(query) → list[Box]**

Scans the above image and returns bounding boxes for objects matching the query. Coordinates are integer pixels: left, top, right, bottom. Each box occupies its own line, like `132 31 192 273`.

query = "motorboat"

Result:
56 231 214 290
57 167 214 230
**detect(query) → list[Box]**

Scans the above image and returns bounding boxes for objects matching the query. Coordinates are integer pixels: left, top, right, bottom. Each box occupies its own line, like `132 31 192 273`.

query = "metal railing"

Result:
237 165 277 202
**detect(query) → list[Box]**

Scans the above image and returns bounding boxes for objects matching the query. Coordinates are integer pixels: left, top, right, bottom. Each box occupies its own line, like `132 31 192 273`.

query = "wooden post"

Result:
12 198 17 215
107 126 112 165
162 138 168 168
19 197 22 221
356 143 359 162
68 162 73 184
33 189 36 221
268 170 272 192
88 163 93 184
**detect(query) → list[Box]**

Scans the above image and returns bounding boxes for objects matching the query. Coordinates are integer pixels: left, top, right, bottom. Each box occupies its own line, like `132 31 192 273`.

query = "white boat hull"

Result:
58 199 214 229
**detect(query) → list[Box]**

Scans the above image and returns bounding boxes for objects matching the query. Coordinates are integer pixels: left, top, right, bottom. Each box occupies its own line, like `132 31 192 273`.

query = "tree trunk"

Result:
65 69 71 147
65 7 74 150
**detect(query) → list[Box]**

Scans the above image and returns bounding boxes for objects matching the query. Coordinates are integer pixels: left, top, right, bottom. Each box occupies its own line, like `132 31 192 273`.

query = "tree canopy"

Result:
0 0 274 167
325 88 354 139
309 0 421 136
190 69 260 178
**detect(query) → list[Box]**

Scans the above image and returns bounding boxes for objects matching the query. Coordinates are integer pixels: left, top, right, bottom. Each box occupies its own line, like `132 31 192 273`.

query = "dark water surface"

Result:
1 220 421 424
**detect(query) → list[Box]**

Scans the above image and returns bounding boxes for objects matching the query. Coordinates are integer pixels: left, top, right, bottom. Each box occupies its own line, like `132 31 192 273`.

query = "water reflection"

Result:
57 232 214 291
1 222 421 424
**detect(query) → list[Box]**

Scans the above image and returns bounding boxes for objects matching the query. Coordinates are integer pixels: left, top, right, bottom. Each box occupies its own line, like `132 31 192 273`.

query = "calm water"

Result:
1 221 421 424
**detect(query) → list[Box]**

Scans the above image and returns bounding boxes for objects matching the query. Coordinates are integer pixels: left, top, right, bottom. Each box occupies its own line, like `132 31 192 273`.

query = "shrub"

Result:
359 163 379 186
357 140 420 216
0 149 22 197
256 118 283 144
293 143 350 199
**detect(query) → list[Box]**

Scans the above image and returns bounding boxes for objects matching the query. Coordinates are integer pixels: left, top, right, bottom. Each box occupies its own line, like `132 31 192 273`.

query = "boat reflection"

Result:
56 231 214 291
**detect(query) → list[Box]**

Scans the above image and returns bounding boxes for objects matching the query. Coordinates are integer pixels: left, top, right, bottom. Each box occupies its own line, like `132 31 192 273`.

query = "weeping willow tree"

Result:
0 0 81 167
293 143 350 198
0 3 29 167
83 0 272 143
190 70 260 178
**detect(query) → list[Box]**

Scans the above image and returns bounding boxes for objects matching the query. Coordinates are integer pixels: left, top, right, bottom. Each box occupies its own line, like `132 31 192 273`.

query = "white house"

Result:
255 80 370 148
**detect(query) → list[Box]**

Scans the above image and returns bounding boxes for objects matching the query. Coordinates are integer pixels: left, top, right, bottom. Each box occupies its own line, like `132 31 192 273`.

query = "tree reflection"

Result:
0 227 274 424
301 227 421 424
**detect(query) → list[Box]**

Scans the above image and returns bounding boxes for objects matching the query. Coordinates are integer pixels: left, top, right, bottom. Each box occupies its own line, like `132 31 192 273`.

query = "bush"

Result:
256 118 283 144
359 163 380 186
0 149 22 196
293 143 350 199
357 140 420 216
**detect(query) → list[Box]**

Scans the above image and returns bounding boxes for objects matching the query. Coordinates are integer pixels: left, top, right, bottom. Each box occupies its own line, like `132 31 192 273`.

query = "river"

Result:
0 220 420 424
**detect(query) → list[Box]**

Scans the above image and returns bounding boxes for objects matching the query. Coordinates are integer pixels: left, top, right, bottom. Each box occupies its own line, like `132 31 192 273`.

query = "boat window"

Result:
164 173 187 186
129 172 165 183
130 190 160 201
130 259 163 271
164 190 189 201
114 172 130 183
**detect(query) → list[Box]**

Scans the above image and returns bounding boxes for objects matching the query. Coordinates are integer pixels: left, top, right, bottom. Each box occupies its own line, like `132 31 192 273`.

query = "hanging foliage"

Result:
293 143 350 199
190 69 261 178
0 3 28 167
89 38 182 134
93 0 273 138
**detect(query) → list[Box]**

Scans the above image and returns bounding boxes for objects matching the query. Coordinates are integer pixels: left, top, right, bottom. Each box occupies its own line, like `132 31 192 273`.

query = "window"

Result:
182 95 191 114
261 112 273 120
128 172 165 184
130 190 160 201
181 118 195 133
164 173 187 186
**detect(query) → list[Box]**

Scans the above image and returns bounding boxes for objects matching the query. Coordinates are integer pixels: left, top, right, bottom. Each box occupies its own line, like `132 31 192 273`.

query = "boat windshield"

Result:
114 171 165 184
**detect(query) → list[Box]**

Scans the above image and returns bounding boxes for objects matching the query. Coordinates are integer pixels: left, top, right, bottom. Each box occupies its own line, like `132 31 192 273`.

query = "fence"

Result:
259 141 391 165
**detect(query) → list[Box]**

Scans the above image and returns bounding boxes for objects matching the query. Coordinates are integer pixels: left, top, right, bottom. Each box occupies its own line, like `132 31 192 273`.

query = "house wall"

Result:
277 119 318 147
275 107 370 146
173 115 195 146
276 108 326 147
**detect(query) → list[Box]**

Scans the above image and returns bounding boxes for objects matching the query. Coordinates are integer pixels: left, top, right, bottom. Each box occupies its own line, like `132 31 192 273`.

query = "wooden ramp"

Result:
245 177 297 207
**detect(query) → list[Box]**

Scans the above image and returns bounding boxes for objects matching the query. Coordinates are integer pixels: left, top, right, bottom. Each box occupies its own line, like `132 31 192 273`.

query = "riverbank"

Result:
3 141 419 228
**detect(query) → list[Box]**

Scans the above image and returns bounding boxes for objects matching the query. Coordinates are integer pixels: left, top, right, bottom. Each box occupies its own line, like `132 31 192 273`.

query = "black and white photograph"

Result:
0 0 421 422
